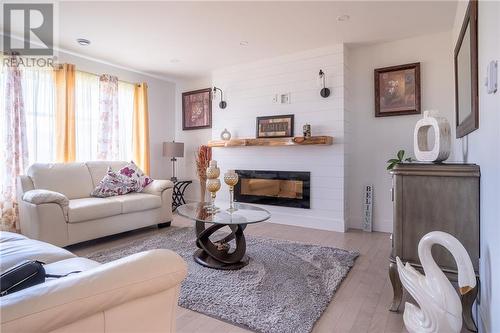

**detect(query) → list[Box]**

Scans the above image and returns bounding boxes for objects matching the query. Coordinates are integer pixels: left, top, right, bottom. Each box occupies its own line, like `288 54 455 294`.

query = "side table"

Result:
172 180 192 212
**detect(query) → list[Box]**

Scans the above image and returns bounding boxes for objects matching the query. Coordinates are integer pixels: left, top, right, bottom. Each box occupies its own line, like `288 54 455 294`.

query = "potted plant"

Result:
387 150 413 171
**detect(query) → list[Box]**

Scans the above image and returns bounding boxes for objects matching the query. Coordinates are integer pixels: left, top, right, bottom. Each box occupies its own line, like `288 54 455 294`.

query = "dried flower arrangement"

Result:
195 145 212 202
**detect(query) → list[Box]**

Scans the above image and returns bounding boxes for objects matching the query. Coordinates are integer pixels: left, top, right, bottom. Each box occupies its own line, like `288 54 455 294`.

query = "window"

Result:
0 67 56 165
75 71 100 161
74 71 135 161
21 69 56 163
117 81 135 161
1 68 136 166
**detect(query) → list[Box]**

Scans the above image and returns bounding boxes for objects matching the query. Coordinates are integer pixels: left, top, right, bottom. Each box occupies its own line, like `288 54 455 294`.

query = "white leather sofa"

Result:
0 231 187 333
17 161 174 247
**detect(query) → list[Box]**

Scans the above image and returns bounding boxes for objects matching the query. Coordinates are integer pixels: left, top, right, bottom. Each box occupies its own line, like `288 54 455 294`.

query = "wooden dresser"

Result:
388 163 480 331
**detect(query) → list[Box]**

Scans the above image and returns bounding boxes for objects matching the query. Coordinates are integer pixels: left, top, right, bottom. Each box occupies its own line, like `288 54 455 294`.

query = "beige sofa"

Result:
0 231 187 333
17 161 174 247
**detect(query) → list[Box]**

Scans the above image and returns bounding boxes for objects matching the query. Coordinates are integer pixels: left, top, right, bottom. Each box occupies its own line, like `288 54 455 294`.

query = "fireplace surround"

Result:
234 170 310 209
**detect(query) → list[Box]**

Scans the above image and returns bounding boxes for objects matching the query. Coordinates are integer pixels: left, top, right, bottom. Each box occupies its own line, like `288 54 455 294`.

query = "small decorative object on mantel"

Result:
182 88 212 130
256 114 294 138
397 231 476 333
224 170 239 212
302 124 311 138
206 160 221 212
363 185 373 232
318 69 331 98
213 86 227 109
195 145 212 202
413 110 451 163
220 128 231 141
375 63 421 117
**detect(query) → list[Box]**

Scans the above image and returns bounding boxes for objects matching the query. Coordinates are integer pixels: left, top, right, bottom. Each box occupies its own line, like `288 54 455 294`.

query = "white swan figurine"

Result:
396 231 476 333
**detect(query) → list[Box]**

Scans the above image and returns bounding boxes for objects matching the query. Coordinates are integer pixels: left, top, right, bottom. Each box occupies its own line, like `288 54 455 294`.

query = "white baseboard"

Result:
267 211 346 232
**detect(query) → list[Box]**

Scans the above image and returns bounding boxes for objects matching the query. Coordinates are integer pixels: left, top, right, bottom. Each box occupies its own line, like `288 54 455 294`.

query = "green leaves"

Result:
386 150 413 171
397 150 405 161
386 161 398 170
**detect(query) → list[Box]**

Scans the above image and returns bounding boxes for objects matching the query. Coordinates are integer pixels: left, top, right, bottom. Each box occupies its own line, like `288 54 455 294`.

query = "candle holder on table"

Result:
224 170 239 212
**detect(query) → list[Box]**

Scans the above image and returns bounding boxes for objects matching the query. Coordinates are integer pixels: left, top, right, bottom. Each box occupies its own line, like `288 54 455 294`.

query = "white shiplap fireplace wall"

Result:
211 44 348 232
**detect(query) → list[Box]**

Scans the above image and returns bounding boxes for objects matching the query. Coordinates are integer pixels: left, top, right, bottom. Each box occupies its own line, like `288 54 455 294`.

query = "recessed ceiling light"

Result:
337 15 350 22
76 38 91 46
239 40 249 47
170 58 180 63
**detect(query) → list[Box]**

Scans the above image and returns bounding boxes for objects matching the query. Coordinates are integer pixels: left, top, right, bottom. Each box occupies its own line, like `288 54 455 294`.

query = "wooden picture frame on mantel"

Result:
454 0 479 138
256 115 294 138
374 63 421 117
182 88 212 130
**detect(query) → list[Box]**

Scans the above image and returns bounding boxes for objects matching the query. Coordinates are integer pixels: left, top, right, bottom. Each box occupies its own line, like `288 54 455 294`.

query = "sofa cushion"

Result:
118 161 153 192
44 258 101 278
86 161 128 188
114 193 162 214
91 167 137 198
28 163 94 199
0 232 75 273
0 231 28 243
68 198 122 223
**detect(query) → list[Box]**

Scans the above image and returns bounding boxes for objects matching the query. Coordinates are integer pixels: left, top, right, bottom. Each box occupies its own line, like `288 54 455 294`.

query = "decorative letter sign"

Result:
363 185 373 232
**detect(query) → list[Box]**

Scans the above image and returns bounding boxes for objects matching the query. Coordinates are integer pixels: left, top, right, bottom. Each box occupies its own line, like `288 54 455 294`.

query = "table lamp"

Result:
163 141 184 182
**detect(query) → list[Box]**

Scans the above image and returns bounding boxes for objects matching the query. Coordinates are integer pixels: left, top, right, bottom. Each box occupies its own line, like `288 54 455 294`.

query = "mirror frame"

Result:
454 0 479 138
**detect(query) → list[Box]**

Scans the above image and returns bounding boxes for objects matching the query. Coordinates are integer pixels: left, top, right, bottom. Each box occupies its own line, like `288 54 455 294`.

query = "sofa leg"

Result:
158 222 171 228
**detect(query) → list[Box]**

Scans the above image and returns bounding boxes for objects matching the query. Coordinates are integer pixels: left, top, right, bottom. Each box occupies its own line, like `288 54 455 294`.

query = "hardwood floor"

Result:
70 214 466 333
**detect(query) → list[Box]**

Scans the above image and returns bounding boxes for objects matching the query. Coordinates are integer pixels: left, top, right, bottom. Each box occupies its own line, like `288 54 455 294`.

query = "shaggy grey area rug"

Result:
86 227 359 333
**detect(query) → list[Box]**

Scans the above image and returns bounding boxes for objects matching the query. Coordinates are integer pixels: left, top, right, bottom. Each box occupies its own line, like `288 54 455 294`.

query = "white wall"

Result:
452 2 500 332
174 77 212 202
58 51 176 180
347 31 455 232
210 45 347 232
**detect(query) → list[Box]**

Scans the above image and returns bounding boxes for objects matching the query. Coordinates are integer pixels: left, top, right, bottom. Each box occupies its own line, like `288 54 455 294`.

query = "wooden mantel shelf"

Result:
208 136 334 148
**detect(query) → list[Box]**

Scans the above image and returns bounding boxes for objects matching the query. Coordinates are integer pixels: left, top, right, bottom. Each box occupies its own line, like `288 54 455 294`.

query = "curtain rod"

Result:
76 69 139 86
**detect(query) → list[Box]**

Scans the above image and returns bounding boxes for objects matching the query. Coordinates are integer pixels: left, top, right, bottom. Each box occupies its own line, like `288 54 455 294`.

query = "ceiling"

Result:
39 1 458 80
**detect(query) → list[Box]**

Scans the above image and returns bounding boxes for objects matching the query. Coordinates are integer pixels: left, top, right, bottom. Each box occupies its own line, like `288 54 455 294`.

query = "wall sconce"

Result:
213 86 227 109
318 69 331 98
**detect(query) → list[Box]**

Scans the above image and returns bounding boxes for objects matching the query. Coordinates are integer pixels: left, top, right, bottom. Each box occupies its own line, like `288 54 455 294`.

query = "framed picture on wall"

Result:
256 114 294 138
182 88 212 130
374 63 421 117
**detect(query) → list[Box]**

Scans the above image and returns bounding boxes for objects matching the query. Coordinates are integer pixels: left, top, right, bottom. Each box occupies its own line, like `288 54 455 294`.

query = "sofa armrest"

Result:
142 179 174 196
22 190 69 219
0 249 187 333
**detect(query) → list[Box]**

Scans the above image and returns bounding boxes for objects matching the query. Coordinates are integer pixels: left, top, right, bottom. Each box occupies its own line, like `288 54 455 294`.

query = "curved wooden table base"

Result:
194 221 249 270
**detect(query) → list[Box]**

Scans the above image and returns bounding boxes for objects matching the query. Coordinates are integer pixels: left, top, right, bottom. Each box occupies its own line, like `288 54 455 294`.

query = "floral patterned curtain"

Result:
1 60 29 232
97 74 119 160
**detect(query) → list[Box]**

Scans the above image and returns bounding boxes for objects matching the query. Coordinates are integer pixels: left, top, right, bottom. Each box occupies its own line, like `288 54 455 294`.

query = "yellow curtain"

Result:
54 64 76 162
133 83 150 174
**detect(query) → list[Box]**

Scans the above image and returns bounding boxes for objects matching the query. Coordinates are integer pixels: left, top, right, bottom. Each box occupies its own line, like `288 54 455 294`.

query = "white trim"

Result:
478 304 491 333
1 33 179 83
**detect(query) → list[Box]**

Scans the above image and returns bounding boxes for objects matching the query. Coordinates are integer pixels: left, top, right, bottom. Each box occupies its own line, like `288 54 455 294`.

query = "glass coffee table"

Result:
177 202 270 270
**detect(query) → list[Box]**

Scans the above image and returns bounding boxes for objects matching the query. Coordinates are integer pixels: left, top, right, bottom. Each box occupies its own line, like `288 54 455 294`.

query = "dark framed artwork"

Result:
256 114 294 138
454 0 478 138
182 88 212 130
374 63 421 117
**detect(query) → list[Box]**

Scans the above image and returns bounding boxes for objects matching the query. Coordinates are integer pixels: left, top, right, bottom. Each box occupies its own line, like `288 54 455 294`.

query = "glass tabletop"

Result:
177 202 271 225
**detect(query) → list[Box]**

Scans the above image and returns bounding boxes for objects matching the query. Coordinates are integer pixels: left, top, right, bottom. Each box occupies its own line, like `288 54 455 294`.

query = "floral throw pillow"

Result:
91 167 137 198
118 161 153 192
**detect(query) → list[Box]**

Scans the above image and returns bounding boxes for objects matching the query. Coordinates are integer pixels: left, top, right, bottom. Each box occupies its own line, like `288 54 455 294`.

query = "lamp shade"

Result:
163 142 184 158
